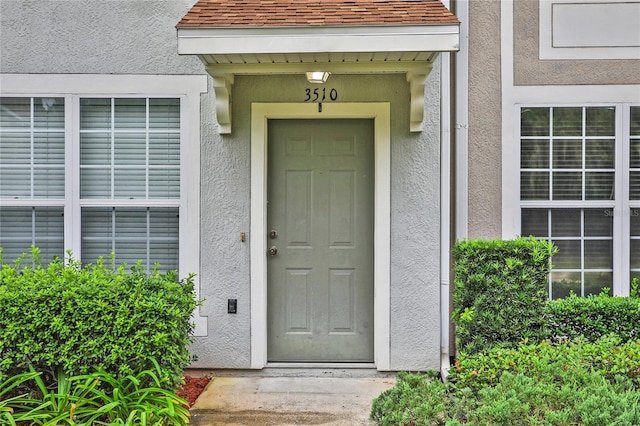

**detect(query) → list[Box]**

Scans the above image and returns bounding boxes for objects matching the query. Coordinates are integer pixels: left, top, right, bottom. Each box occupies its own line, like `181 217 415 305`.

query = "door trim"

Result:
250 103 391 370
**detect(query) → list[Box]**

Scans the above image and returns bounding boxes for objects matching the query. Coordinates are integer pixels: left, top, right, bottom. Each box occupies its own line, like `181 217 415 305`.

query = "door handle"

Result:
268 246 278 256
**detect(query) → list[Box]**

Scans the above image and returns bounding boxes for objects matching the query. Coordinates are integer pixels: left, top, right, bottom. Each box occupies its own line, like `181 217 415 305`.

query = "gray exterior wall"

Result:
465 0 640 241
467 0 503 239
0 0 202 75
2 1 444 370
190 69 443 371
514 0 640 86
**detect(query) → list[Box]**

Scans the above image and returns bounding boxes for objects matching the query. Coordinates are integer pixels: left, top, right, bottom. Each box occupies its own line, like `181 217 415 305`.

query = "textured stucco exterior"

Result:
514 0 640 86
0 0 203 75
1 0 445 371
467 0 503 239
189 69 443 371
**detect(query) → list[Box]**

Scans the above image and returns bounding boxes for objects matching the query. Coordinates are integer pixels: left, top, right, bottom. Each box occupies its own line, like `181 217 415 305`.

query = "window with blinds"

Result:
0 96 181 272
520 105 639 298
81 207 179 271
0 207 64 262
520 107 615 201
78 98 180 271
0 98 65 260
631 107 640 282
522 208 613 298
0 97 65 199
79 98 180 199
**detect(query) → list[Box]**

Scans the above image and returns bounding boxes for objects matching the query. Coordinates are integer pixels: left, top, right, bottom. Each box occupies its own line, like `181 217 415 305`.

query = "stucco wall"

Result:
188 69 443 371
0 0 203 75
514 0 640 86
467 0 503 239
1 0 444 371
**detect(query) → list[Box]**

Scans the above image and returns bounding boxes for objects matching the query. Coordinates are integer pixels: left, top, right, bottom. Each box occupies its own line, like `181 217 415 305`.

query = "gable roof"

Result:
177 0 458 28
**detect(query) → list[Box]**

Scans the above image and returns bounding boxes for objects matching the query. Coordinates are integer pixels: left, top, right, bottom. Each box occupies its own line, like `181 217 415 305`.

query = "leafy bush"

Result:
1 360 190 425
371 337 640 425
447 335 640 393
451 238 557 354
370 371 447 426
546 293 640 343
0 247 199 391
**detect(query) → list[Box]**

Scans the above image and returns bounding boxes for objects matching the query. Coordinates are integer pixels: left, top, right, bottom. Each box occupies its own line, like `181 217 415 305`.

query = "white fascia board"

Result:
177 25 460 55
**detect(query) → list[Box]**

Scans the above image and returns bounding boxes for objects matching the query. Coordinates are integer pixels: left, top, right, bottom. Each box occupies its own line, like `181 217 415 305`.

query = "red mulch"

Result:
177 375 211 408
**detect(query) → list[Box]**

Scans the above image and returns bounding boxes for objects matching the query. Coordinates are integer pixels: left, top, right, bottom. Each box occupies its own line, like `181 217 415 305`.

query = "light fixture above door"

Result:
305 71 330 83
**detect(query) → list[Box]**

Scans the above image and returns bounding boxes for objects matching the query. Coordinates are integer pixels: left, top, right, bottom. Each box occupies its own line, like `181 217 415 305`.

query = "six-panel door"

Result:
267 119 374 362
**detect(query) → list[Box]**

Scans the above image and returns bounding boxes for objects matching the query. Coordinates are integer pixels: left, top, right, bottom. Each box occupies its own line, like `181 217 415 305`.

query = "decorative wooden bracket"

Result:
210 71 234 134
407 63 433 132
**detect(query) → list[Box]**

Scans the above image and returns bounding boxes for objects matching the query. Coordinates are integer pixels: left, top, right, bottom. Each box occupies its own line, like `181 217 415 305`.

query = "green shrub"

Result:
447 336 640 393
0 247 199 391
371 337 640 426
454 370 640 426
370 371 448 426
451 238 557 354
546 293 640 343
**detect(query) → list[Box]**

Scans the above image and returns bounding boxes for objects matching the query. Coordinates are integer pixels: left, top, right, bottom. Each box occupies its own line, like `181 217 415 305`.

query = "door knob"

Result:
268 246 278 256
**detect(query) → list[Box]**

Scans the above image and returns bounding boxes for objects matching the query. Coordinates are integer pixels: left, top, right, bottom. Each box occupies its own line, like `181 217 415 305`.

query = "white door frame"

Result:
250 102 391 370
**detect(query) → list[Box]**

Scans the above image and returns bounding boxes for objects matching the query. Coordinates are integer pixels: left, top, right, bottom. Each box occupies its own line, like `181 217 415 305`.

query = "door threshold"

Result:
267 362 377 369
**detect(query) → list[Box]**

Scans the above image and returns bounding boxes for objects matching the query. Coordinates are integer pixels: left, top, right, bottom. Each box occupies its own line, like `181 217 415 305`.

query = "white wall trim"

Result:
0 73 209 336
454 0 469 241
250 102 391 370
439 51 452 376
539 0 640 60
178 24 460 56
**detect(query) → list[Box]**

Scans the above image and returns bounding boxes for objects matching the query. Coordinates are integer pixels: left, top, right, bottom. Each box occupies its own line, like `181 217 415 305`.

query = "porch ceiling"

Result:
176 0 460 133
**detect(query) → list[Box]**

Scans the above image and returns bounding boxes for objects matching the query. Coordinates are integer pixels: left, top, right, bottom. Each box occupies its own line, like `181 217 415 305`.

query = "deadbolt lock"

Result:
269 230 278 239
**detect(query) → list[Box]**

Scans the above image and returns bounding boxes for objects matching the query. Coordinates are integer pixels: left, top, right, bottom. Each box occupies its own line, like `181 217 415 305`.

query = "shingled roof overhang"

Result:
176 0 460 133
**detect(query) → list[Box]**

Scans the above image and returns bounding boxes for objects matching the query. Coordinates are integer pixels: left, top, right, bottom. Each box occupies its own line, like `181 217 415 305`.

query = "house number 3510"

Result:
304 87 338 102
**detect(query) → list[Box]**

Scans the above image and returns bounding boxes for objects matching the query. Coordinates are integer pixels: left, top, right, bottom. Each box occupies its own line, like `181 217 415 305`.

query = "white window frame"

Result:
0 74 208 335
503 97 639 297
501 0 640 297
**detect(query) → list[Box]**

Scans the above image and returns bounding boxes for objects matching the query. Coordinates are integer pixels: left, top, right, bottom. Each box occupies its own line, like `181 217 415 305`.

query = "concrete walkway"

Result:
188 369 396 426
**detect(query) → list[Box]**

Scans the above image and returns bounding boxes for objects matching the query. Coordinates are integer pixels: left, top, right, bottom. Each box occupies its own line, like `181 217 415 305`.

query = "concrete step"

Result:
189 375 396 426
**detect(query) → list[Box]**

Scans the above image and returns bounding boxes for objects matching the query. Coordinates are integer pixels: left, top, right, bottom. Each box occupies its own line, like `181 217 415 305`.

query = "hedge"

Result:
0 248 199 390
546 292 640 343
372 337 640 425
451 238 557 354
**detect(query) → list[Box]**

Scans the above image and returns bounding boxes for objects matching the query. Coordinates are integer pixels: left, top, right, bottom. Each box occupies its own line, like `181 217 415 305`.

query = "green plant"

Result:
546 293 640 342
370 371 448 426
371 337 640 426
0 247 199 391
1 360 189 425
451 238 557 354
447 336 640 393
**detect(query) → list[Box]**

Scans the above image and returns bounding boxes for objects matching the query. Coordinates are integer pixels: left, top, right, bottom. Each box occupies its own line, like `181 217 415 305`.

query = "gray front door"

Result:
267 119 374 362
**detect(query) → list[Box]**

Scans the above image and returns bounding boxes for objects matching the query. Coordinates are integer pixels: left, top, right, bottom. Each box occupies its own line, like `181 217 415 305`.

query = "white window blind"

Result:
520 105 639 298
0 97 65 199
79 98 180 200
520 107 615 201
522 208 613 298
0 207 64 261
631 107 640 200
1 95 182 272
81 207 179 272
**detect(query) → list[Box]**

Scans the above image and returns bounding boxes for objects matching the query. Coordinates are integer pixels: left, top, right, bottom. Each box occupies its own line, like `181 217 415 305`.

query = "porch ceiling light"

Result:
306 71 330 84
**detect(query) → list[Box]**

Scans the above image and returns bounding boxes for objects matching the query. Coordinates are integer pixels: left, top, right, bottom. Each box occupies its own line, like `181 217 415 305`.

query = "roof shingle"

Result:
177 0 459 28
